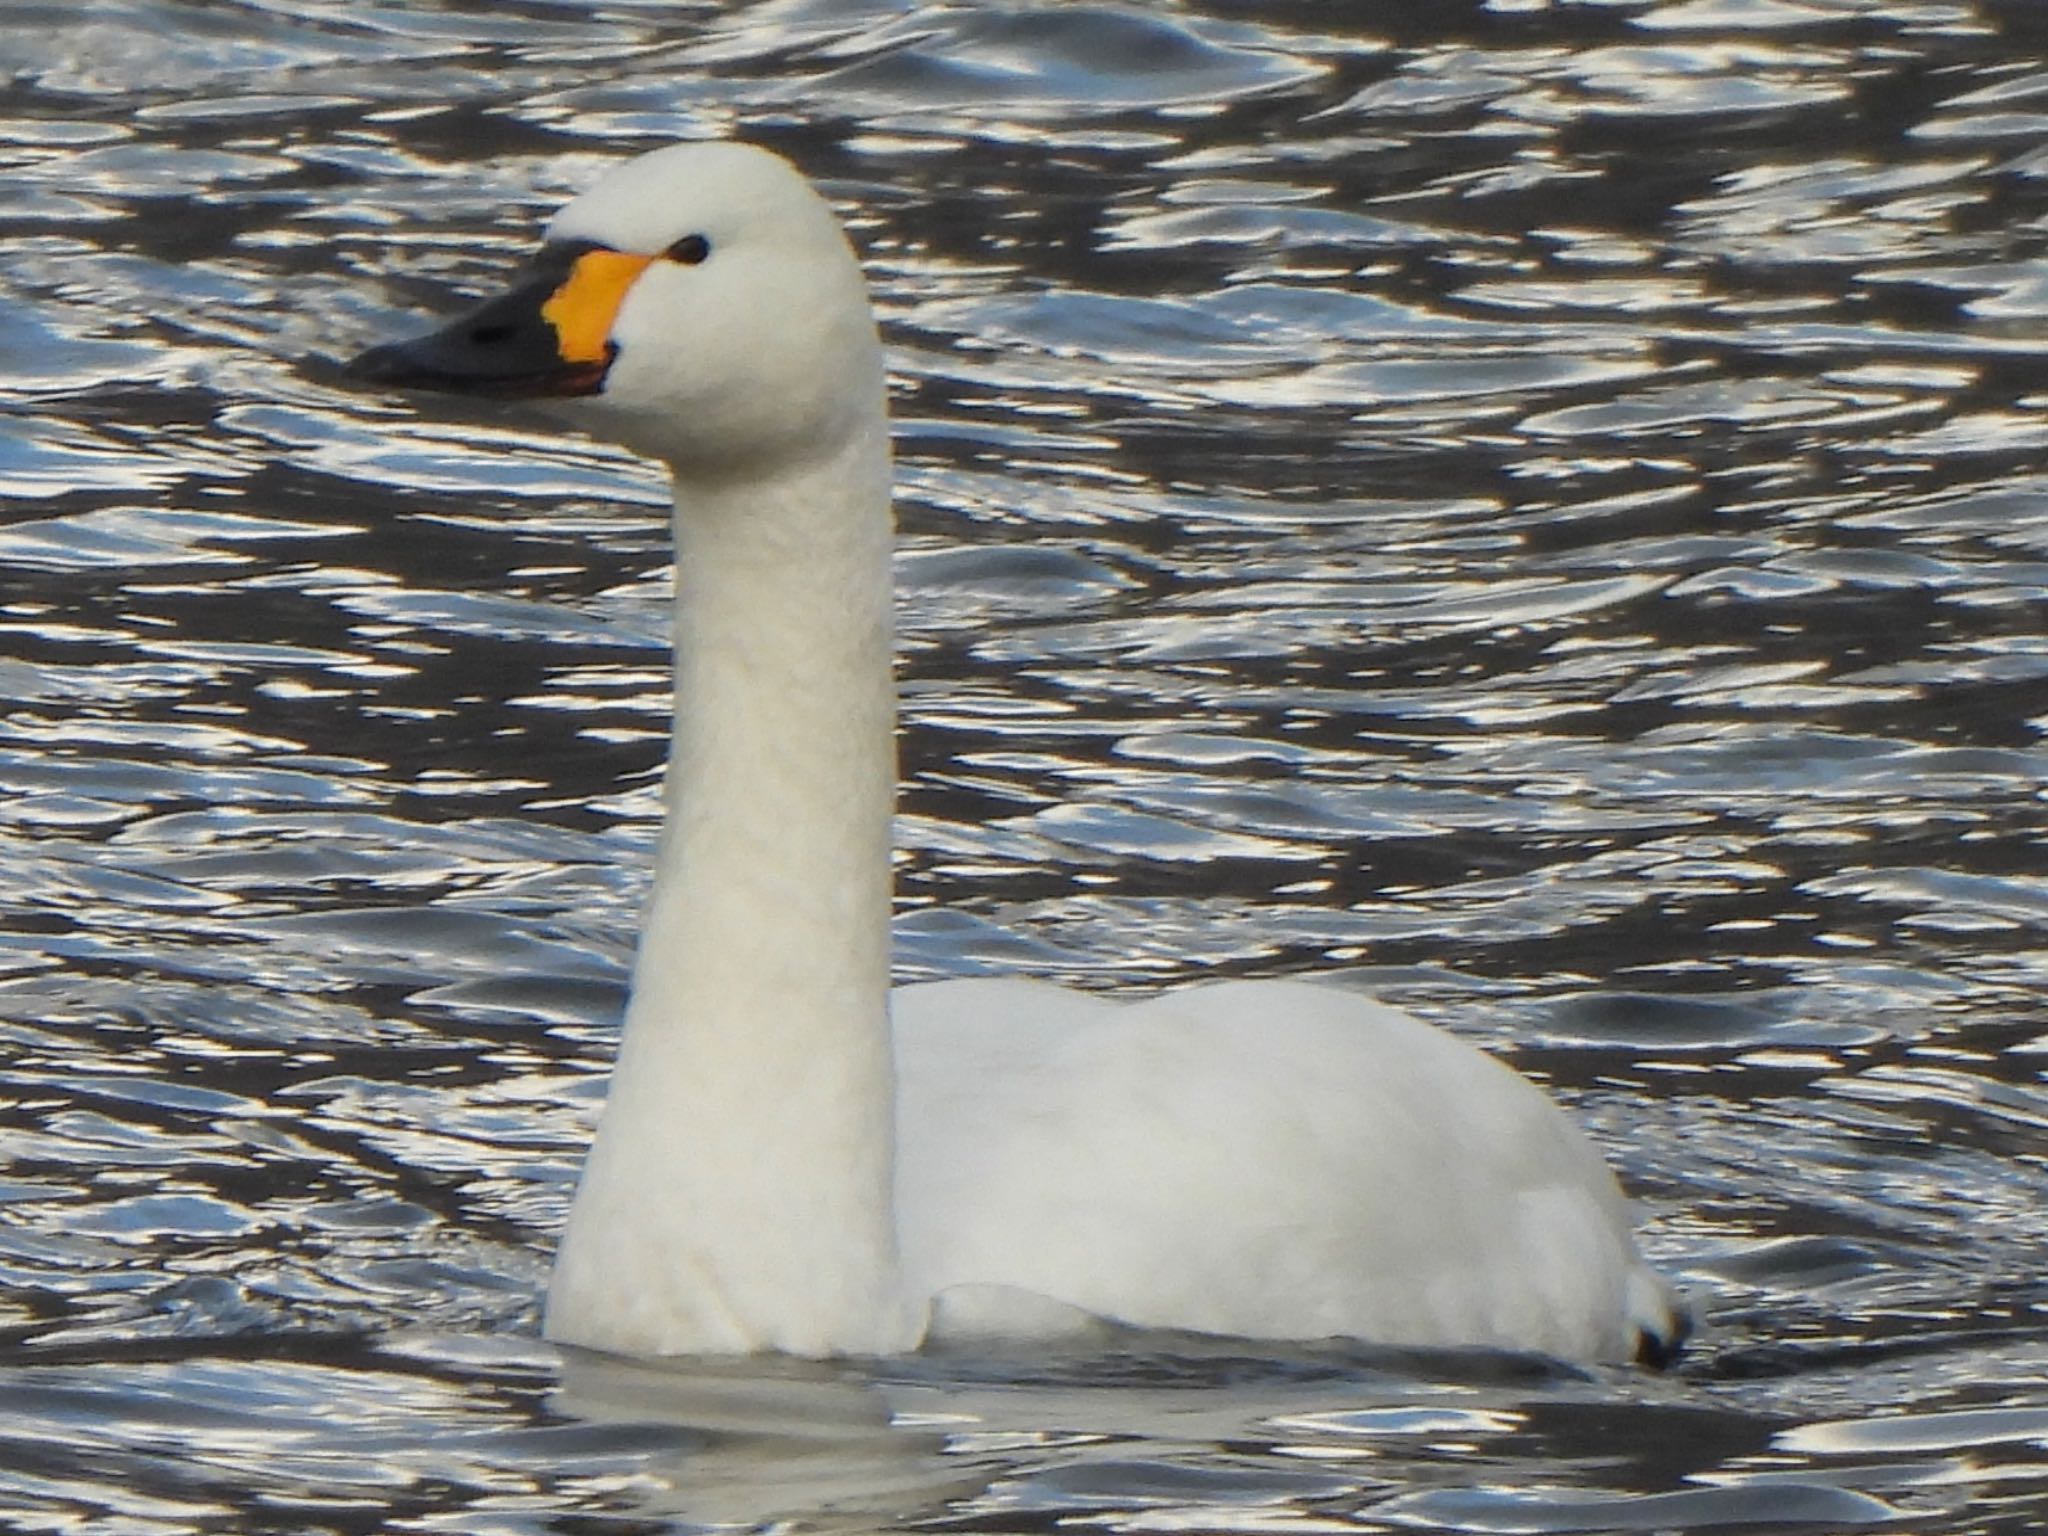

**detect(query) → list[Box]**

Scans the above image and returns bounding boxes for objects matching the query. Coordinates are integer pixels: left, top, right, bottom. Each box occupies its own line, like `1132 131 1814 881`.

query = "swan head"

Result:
348 141 883 475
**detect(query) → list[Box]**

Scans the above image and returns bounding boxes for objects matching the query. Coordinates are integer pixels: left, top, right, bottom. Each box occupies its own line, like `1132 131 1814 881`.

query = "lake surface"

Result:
2 0 2047 1530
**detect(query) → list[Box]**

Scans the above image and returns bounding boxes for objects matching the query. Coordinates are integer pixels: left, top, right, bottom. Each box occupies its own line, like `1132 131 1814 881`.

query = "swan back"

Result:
893 977 1672 1361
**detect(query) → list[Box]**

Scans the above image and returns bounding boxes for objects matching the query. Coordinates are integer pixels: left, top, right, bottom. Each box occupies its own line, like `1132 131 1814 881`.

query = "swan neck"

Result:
547 422 908 1356
658 431 896 990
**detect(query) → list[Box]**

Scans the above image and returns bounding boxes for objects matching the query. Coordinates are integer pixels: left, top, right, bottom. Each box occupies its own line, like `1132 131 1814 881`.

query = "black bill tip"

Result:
344 271 612 400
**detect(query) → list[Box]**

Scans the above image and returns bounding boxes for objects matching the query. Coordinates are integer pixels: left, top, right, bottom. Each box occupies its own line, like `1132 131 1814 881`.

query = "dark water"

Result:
2 0 2046 1530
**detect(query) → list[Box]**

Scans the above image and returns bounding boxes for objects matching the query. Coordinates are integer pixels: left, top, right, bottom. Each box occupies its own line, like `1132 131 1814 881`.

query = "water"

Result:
1 0 2046 1529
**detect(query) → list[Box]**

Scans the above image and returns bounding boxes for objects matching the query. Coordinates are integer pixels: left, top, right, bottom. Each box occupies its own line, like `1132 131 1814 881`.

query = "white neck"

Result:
545 423 913 1355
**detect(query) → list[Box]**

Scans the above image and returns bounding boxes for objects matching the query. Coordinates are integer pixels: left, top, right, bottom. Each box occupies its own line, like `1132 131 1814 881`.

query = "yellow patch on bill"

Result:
542 250 656 365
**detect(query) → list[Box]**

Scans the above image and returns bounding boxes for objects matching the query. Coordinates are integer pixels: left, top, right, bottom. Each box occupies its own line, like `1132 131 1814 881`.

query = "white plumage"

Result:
352 141 1686 1367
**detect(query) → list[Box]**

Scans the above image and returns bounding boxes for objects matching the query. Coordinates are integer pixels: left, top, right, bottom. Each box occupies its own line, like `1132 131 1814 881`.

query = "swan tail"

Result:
1627 1266 1691 1369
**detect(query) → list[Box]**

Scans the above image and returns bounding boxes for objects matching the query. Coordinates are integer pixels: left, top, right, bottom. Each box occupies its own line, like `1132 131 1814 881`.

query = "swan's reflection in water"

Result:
551 1348 975 1528
552 1337 1915 1531
547 1337 1605 1530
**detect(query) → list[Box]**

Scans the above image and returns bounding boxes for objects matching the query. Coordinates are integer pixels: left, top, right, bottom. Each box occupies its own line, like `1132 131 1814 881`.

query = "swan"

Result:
348 141 1688 1367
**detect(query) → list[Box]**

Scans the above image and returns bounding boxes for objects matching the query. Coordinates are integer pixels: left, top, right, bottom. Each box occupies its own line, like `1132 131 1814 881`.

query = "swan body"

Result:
350 142 1687 1367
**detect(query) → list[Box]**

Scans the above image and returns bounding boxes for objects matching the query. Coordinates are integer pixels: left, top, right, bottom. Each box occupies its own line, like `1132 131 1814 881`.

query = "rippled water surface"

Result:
3 0 2048 1530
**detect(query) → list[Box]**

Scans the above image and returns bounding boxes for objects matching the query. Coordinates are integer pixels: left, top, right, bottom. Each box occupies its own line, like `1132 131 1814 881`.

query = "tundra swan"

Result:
349 141 1687 1367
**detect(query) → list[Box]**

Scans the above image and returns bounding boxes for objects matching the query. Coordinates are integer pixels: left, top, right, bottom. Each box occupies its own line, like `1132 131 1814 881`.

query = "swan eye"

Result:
665 234 711 265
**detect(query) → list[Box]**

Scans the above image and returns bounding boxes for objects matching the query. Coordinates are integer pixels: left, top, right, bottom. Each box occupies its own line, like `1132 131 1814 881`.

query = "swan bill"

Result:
347 242 652 399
